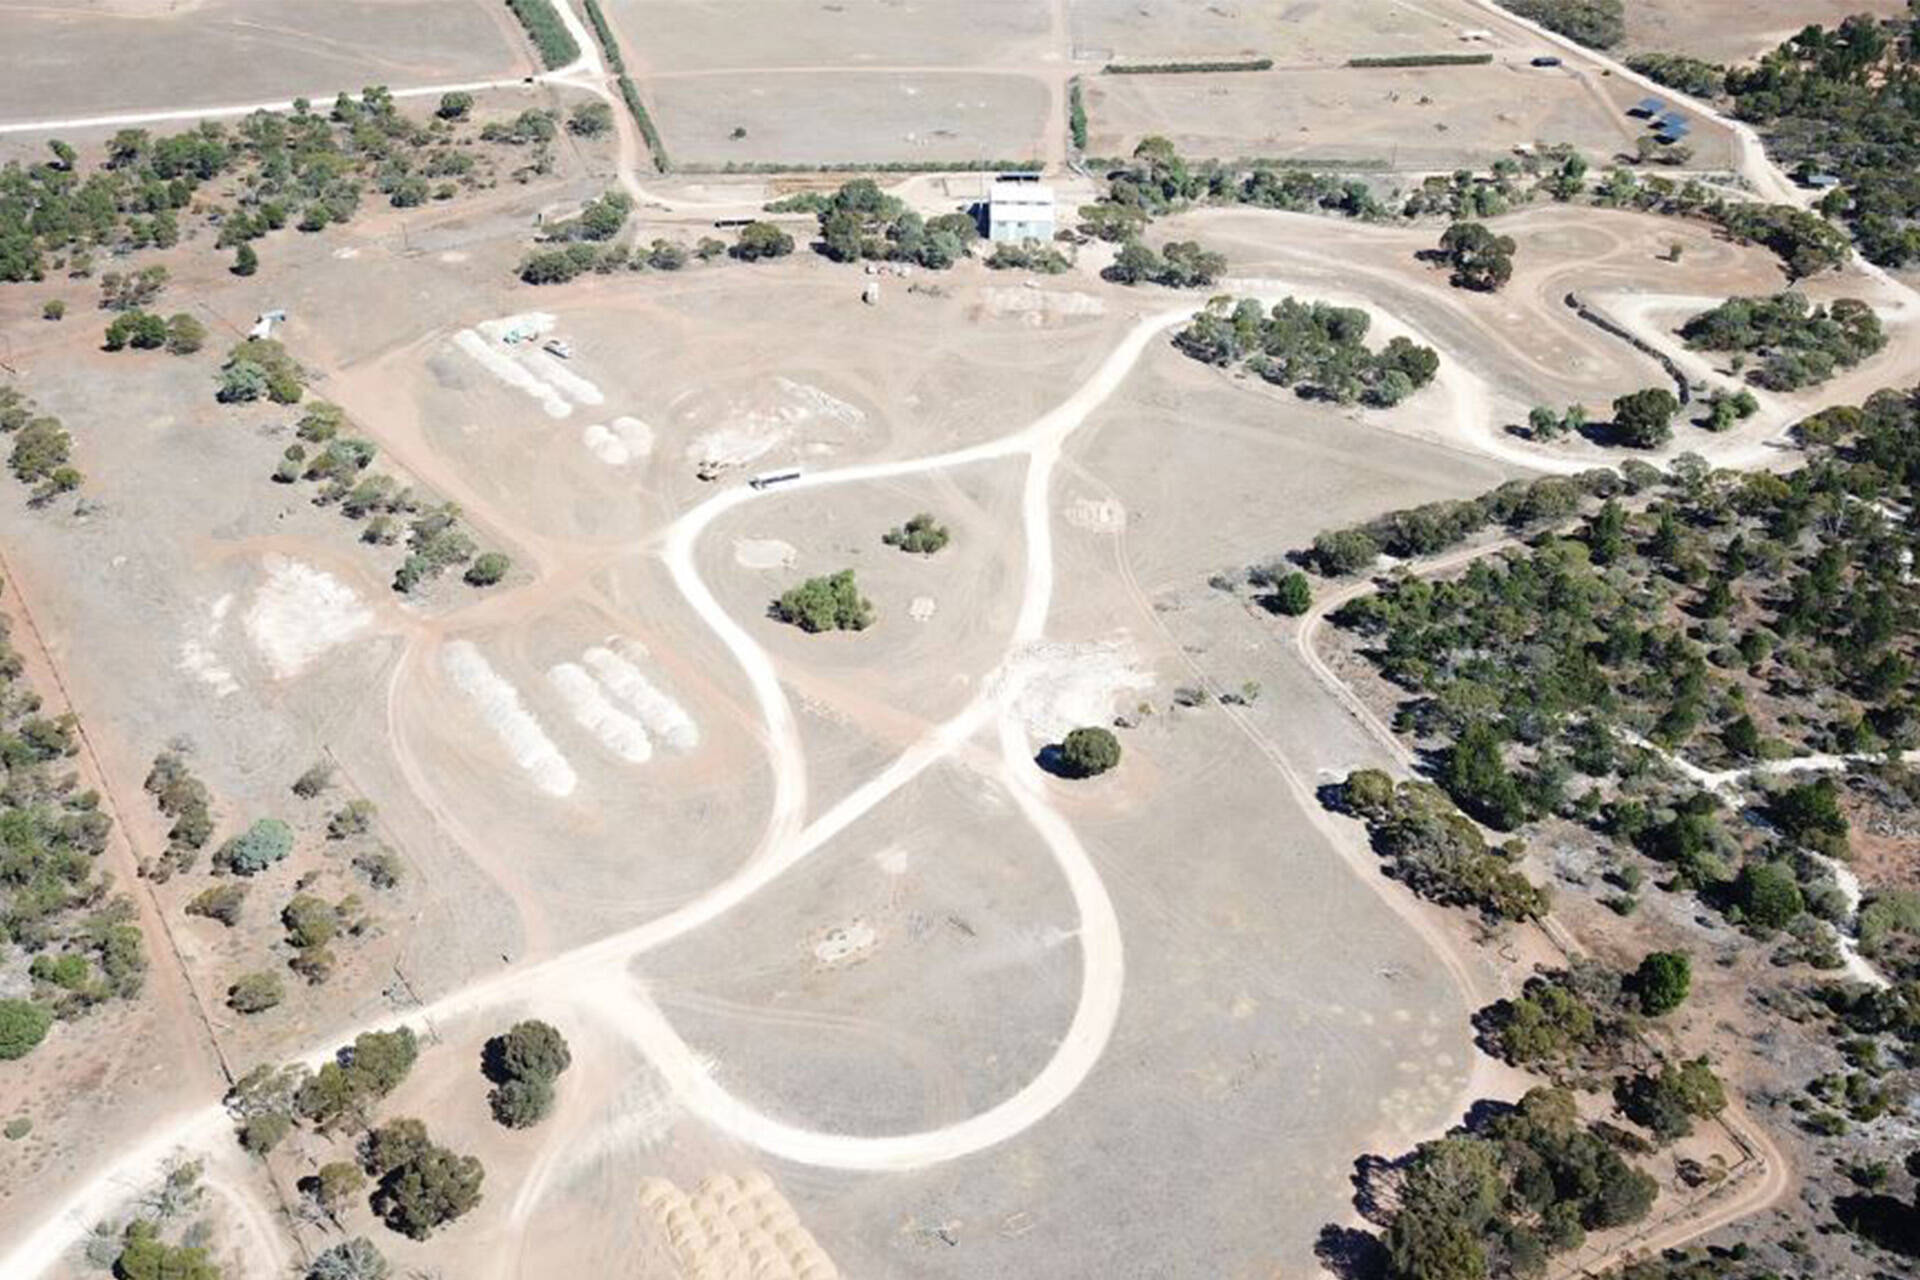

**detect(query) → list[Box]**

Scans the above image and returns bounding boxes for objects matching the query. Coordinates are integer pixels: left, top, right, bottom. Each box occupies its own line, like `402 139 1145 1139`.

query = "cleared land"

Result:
1083 60 1711 167
0 0 525 121
1623 0 1910 62
646 71 1051 168
1069 0 1499 63
606 0 1054 70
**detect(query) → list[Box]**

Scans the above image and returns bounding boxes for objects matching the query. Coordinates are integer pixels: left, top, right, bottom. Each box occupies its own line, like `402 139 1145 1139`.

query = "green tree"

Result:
1768 776 1850 858
882 513 949 554
164 313 206 355
1269 571 1312 616
492 1020 572 1082
1611 387 1680 448
489 1075 555 1128
731 221 794 262
232 242 258 277
772 570 873 633
227 970 284 1014
436 92 474 120
1059 726 1122 778
1633 951 1691 1016
112 1219 220 1280
367 1122 485 1239
306 1162 369 1224
216 817 293 874
1735 861 1803 930
464 552 510 587
0 999 53 1059
1438 221 1515 292
308 1236 388 1280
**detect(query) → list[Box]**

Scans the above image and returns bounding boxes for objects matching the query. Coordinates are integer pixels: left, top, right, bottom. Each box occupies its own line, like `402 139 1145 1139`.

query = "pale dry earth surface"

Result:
0 1 1915 1279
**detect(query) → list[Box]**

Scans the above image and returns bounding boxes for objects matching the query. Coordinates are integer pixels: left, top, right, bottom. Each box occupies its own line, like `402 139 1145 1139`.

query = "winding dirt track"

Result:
2 2 1905 1271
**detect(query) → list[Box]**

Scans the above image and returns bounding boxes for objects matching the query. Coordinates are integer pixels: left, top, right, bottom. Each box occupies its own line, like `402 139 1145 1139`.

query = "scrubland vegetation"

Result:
1176 296 1440 408
0 596 140 1058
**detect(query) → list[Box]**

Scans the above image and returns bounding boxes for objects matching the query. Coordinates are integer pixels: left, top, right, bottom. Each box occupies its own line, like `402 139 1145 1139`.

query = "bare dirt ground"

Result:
1624 0 1911 63
1070 0 1490 63
0 0 526 121
609 0 1056 70
5 2 1918 1274
1084 60 1704 168
647 71 1053 168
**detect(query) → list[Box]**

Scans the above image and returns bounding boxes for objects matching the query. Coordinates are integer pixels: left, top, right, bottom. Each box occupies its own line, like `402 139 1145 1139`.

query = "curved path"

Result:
0 305 1198 1277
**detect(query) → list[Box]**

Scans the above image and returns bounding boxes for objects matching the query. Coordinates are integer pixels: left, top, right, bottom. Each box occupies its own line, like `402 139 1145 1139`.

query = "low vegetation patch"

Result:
1176 296 1440 408
1348 53 1493 68
484 1019 572 1128
883 513 949 554
0 386 82 502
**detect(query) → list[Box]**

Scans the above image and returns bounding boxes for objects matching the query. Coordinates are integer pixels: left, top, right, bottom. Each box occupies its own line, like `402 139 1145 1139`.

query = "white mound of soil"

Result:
452 313 604 419
582 416 655 466
547 662 653 763
583 641 699 751
244 557 373 679
442 640 577 797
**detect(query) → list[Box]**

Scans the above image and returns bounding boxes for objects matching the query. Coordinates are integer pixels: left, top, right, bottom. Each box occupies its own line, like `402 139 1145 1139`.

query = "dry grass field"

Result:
1083 60 1700 168
647 71 1052 168
607 0 1055 70
5 3 1920 1277
1623 0 1910 62
0 0 524 121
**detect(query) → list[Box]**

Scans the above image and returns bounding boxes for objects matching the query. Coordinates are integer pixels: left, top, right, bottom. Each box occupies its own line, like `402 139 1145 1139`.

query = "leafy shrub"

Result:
883 513 949 554
0 999 53 1059
215 817 293 875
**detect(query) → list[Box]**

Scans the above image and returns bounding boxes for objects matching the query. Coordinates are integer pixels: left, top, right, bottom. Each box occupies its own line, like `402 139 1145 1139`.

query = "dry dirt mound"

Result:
638 1171 838 1280
244 556 373 679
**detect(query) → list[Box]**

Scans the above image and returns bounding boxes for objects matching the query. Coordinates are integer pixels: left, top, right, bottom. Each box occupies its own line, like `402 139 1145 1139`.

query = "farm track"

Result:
2 1 1910 1272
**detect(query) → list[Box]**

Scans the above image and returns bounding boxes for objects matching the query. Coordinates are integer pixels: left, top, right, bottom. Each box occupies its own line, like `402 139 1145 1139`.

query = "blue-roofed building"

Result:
1630 96 1666 117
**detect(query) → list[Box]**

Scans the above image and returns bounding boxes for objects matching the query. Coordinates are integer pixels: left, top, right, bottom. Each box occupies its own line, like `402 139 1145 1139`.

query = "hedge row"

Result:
504 0 579 70
1348 53 1494 68
1104 58 1273 75
1068 78 1088 152
581 0 625 72
617 76 671 172
675 158 1042 175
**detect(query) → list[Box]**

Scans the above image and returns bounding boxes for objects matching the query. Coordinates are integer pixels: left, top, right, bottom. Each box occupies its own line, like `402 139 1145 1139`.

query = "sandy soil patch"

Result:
682 376 871 474
177 592 239 697
242 555 373 680
441 640 578 797
733 537 798 570
981 287 1107 325
812 919 878 965
1064 494 1126 532
1001 636 1155 745
607 0 1049 68
581 415 655 465
909 595 937 623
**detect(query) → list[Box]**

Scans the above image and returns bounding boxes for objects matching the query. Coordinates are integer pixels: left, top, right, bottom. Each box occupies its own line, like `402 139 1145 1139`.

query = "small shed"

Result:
1630 96 1666 118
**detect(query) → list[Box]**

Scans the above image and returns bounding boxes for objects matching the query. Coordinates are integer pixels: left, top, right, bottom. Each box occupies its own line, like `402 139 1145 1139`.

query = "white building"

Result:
987 178 1055 243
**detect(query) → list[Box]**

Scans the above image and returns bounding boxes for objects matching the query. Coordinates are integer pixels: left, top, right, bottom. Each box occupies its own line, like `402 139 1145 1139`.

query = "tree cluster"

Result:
1379 1087 1655 1280
0 390 81 510
813 179 980 269
1680 292 1886 391
1176 295 1441 408
1341 770 1549 921
772 570 874 633
1495 0 1624 48
484 1019 573 1128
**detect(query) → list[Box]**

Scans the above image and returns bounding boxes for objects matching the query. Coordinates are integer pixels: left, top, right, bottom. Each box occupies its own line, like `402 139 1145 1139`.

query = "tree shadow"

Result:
1834 1193 1920 1256
479 1034 511 1085
1314 1224 1389 1280
1034 744 1080 779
